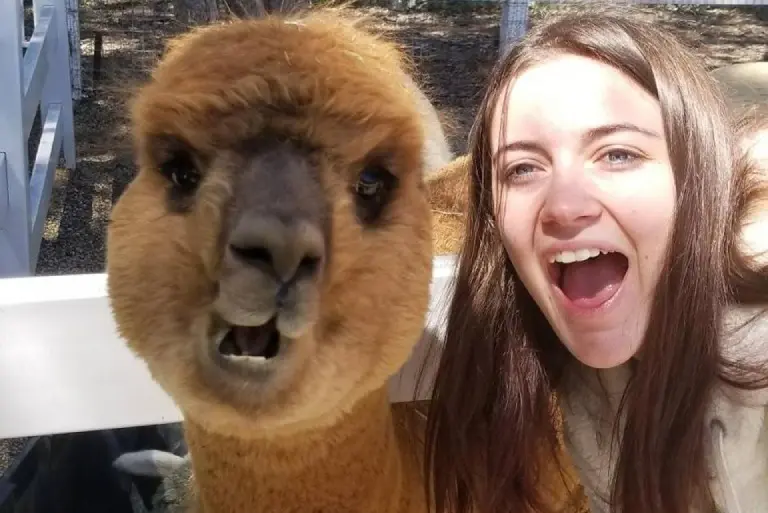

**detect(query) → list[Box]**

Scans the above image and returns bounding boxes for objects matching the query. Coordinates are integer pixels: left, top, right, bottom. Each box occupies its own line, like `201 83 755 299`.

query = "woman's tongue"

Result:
559 253 627 309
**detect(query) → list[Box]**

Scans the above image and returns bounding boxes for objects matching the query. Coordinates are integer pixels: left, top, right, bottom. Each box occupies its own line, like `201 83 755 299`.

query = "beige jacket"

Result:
560 306 768 513
560 208 768 513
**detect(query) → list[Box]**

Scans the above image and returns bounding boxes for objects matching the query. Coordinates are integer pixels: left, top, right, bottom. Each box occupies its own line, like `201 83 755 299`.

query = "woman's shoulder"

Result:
722 305 768 361
717 304 768 407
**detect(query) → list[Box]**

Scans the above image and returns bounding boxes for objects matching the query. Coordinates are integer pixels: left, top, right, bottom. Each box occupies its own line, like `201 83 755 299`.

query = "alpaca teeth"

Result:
221 354 267 364
548 248 606 264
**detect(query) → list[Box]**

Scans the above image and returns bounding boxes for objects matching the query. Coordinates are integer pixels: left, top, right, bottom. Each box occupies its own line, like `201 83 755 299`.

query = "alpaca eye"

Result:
160 151 200 193
355 168 386 197
353 165 396 224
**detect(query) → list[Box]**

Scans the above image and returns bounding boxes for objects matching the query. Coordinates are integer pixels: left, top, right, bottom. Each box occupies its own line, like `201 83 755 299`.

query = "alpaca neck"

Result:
184 386 416 513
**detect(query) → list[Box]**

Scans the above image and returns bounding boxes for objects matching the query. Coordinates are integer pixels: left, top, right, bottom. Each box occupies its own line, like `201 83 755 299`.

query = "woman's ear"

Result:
427 154 471 255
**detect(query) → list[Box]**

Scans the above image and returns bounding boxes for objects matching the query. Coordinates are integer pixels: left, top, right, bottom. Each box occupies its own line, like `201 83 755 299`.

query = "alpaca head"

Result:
106 10 436 436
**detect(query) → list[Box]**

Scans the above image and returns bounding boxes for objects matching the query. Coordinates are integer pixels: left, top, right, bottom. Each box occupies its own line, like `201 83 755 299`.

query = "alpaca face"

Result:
106 12 433 434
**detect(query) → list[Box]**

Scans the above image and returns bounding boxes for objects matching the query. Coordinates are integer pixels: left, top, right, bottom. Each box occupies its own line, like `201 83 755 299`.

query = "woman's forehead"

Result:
490 54 663 149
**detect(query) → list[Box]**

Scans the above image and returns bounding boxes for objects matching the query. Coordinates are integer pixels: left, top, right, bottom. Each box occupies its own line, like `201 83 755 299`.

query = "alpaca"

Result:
106 8 588 513
106 9 452 513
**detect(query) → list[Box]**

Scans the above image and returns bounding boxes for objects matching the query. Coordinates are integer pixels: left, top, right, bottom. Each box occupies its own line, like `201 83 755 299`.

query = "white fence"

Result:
0 254 456 439
0 0 76 278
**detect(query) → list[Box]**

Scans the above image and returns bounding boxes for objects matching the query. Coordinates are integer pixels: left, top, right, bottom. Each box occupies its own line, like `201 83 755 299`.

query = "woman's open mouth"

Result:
547 249 629 311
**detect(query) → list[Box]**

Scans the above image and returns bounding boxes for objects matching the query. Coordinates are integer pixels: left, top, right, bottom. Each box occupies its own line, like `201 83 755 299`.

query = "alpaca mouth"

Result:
217 317 281 361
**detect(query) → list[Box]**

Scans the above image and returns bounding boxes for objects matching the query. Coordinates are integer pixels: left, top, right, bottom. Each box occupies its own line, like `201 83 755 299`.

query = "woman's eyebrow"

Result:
493 141 548 161
494 122 662 160
581 123 662 144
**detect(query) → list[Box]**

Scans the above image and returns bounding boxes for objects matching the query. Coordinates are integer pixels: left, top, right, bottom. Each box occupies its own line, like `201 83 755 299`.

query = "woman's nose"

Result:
540 165 601 231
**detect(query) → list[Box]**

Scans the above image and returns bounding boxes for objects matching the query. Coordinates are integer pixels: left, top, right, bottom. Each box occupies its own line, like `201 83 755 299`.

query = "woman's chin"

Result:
557 326 642 370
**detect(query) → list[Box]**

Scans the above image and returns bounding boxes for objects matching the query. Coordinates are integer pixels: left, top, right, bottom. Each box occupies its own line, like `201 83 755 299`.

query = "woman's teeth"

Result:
549 248 612 264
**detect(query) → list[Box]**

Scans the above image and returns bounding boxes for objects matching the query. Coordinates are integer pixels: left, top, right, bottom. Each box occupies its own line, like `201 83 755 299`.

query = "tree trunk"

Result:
227 0 311 17
173 0 312 26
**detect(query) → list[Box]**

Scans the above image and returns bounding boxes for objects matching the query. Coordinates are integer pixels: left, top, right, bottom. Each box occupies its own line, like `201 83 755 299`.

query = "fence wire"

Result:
74 0 189 98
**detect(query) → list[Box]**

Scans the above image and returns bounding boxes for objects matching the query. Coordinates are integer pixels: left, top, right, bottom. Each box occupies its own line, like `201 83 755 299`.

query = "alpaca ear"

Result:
427 154 471 255
426 154 470 203
113 449 188 478
428 154 470 183
442 154 471 177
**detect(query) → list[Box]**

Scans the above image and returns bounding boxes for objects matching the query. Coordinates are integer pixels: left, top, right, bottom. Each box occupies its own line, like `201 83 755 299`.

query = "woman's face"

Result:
490 54 677 369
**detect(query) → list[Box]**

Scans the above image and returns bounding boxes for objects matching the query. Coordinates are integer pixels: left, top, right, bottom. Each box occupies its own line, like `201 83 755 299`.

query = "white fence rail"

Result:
0 255 456 440
0 0 77 278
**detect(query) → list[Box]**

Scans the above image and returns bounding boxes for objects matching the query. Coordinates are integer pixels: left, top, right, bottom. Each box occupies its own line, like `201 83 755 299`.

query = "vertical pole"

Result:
499 0 529 57
93 31 102 82
19 0 26 47
66 0 82 102
0 0 32 276
36 0 76 170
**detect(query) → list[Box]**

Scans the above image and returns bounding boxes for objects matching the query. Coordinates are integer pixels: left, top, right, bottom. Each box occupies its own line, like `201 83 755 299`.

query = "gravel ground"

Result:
0 438 29 477
2 1 765 478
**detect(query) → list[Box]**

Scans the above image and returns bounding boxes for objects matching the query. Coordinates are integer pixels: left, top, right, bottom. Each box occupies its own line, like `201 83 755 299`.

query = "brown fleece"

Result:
184 387 425 513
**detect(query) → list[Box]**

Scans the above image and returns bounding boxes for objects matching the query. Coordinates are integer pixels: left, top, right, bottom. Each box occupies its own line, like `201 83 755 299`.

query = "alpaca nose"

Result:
220 140 328 299
227 216 325 284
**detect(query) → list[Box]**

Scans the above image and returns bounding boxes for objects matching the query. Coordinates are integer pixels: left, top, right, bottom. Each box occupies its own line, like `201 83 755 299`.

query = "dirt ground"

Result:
1 0 765 477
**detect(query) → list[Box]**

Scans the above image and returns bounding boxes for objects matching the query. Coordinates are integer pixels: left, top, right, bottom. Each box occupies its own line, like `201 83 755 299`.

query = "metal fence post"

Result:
0 0 32 276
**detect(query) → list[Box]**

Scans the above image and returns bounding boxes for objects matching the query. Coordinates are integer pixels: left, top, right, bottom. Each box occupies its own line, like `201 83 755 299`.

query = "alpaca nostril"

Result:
298 255 321 276
229 244 273 268
226 216 325 283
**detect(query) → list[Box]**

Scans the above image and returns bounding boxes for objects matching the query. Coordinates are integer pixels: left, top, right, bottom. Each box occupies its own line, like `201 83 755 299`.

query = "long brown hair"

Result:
424 6 768 513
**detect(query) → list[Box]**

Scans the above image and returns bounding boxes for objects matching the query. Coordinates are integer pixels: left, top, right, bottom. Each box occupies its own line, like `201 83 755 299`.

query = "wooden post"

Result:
93 31 103 82
66 0 82 101
499 0 529 57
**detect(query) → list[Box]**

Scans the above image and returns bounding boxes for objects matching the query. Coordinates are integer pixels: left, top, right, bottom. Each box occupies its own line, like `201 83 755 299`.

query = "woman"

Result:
424 6 768 513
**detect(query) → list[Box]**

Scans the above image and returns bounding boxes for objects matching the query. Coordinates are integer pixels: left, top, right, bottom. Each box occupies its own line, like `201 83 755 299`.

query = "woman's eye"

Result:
504 163 539 183
513 163 537 175
602 150 637 167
